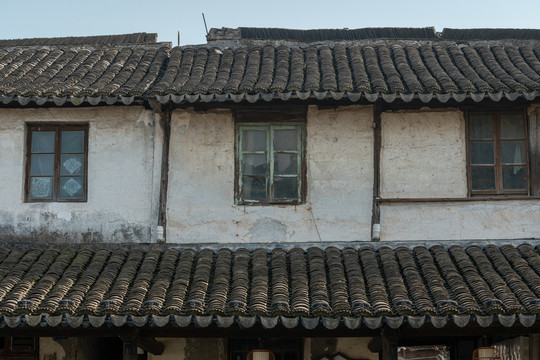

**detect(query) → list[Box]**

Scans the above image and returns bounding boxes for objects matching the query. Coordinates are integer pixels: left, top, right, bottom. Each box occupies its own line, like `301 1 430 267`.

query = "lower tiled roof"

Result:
0 242 540 330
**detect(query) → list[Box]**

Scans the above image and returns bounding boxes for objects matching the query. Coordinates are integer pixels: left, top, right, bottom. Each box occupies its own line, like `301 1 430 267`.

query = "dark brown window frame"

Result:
466 110 530 196
25 123 89 202
0 337 39 359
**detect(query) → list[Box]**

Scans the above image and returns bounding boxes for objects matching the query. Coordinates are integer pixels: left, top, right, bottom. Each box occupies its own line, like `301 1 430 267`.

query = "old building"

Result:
0 27 540 360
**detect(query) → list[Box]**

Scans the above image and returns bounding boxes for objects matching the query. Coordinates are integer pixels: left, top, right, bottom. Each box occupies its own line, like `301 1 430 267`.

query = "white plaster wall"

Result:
166 105 373 243
381 199 540 240
0 107 161 243
40 337 65 360
380 109 467 198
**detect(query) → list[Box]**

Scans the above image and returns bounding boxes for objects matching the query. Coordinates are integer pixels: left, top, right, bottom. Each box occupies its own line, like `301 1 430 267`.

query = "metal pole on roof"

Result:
202 13 209 35
177 31 180 46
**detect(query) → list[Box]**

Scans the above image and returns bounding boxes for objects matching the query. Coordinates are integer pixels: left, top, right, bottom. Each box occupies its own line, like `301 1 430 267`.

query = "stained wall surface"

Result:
379 107 540 241
380 109 467 198
166 105 374 243
0 107 162 243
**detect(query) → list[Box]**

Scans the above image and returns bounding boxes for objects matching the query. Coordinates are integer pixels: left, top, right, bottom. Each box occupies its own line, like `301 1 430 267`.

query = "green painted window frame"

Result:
236 122 305 205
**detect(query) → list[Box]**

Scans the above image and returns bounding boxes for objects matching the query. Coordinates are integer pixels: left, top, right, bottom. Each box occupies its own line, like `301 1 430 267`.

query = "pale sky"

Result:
2 0 540 46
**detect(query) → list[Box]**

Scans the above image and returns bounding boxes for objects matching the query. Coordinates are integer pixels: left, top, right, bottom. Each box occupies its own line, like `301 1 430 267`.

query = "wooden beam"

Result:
138 337 165 355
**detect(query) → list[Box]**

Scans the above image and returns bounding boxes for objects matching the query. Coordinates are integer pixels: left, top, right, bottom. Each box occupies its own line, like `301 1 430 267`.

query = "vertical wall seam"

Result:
371 101 382 241
158 105 172 240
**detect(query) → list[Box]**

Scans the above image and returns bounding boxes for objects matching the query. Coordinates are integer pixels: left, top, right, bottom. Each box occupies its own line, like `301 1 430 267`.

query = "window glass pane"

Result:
242 177 266 200
242 130 266 151
283 353 298 360
501 141 525 164
500 114 525 139
470 141 494 165
11 337 34 351
273 177 298 199
61 131 85 153
274 153 298 175
0 337 5 350
30 154 54 175
31 131 55 153
61 154 84 175
30 177 53 198
471 167 495 191
242 154 266 175
273 129 298 151
469 115 493 139
60 177 84 199
231 352 245 360
281 339 299 349
503 166 527 190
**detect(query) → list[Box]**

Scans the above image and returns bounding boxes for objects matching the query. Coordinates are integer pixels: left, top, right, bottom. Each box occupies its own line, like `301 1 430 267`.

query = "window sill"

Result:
377 196 540 204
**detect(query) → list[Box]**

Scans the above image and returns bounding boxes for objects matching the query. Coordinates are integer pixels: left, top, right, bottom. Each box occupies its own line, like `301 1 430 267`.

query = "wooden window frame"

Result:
0 337 39 359
25 124 89 202
235 122 306 205
466 110 529 196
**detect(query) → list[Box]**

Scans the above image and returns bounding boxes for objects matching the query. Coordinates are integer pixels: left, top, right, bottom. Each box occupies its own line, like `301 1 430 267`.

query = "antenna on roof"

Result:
177 31 180 46
202 13 209 35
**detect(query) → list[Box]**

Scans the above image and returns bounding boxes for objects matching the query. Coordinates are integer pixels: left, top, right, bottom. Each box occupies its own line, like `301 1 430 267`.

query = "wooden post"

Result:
381 327 399 360
530 334 540 360
121 333 139 360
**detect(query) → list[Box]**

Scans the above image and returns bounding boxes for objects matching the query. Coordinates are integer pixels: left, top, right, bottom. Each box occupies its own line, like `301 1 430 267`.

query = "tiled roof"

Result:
236 27 439 41
0 33 159 47
1 29 540 106
0 242 540 330
150 42 540 105
0 41 169 106
442 28 540 41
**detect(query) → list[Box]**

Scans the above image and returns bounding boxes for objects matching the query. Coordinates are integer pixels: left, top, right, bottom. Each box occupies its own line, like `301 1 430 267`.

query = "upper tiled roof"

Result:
442 28 540 41
0 40 169 105
2 28 540 106
150 41 540 105
236 27 439 41
0 33 159 47
0 242 539 330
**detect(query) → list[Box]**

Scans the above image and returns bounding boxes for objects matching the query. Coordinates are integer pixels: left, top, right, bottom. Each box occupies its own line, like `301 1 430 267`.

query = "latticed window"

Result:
26 124 88 202
0 337 38 360
236 123 304 204
467 111 528 195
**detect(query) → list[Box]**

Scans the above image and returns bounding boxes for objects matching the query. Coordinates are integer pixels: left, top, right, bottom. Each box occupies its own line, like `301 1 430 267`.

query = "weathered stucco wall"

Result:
381 199 540 240
380 109 467 198
0 107 161 243
166 105 373 243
